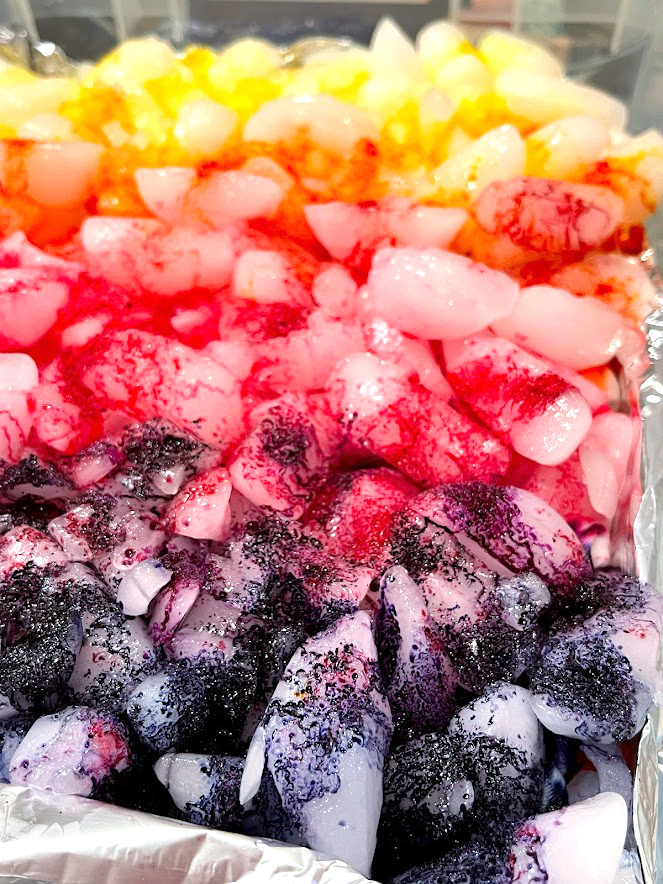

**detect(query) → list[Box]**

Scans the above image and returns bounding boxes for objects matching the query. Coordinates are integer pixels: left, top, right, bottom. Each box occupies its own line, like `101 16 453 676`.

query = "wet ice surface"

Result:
0 38 659 875
529 571 663 743
377 565 458 739
377 731 475 875
391 840 511 884
0 417 657 883
0 455 657 881
509 792 627 884
154 752 246 829
8 706 131 797
127 666 209 753
0 713 33 781
410 482 592 594
448 682 545 769
387 518 551 693
241 612 392 877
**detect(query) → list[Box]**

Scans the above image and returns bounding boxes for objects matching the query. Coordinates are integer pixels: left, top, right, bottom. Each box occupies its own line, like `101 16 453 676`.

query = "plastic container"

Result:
451 0 655 118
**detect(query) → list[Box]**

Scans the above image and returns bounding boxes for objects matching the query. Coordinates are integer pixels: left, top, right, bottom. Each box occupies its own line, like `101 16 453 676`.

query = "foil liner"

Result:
0 786 374 884
634 248 663 884
0 25 659 884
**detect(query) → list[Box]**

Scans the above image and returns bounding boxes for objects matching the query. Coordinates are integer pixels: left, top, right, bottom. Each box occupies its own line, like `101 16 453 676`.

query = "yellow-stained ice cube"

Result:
525 116 610 178
432 123 526 203
479 31 563 77
416 21 471 75
0 77 78 129
87 37 178 91
433 55 492 104
208 40 283 86
17 113 75 141
495 71 627 130
174 98 239 158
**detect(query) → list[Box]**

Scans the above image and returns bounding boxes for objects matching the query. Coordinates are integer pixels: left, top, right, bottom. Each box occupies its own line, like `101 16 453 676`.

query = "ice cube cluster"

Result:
0 427 658 882
0 16 661 884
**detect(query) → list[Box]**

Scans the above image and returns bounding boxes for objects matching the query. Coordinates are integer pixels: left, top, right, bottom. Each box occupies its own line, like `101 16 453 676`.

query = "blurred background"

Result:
0 0 660 132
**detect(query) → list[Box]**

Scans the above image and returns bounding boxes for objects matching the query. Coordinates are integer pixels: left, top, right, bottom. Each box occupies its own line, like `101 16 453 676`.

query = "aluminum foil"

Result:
634 245 663 884
0 25 660 884
0 786 375 884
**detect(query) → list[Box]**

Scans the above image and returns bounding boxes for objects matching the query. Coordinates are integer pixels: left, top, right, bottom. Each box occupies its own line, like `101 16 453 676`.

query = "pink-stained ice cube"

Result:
232 249 313 307
577 445 620 523
192 170 284 226
0 525 69 580
137 167 283 228
514 453 600 538
509 793 627 884
241 156 295 192
0 267 70 348
255 310 365 393
216 296 309 345
166 466 233 542
135 167 197 226
365 247 519 340
61 314 112 350
170 306 214 337
551 252 656 324
444 334 592 466
81 217 238 296
492 284 638 371
229 393 340 517
361 384 511 485
0 231 83 270
328 352 509 483
410 482 592 594
0 353 39 464
81 329 244 449
474 176 624 253
0 353 38 393
205 340 257 381
555 362 608 414
312 263 358 318
31 381 82 455
302 467 417 566
305 199 467 272
285 547 375 624
24 141 104 208
362 316 452 399
326 352 410 427
0 392 32 464
578 411 635 520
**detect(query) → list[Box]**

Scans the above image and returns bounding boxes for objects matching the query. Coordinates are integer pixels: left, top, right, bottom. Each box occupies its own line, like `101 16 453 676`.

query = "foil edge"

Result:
634 246 663 884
